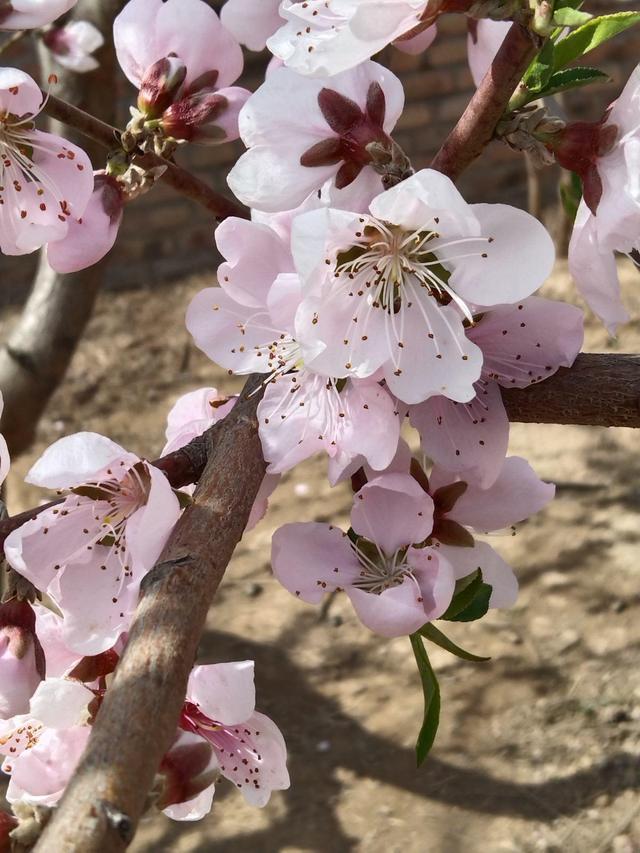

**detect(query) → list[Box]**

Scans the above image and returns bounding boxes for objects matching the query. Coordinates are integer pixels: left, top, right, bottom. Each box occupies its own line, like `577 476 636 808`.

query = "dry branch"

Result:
430 23 539 179
42 93 249 222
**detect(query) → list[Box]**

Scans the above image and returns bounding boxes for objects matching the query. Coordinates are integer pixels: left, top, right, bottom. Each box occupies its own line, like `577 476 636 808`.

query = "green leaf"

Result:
521 39 557 94
539 66 610 98
410 633 441 766
420 623 491 663
440 570 493 622
553 7 592 26
553 12 640 70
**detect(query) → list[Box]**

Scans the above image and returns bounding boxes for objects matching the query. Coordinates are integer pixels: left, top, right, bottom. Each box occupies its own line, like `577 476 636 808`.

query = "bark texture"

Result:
33 376 266 853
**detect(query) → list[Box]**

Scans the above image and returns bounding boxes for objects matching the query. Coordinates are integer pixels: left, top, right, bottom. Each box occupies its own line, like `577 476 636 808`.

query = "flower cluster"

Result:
1 0 639 839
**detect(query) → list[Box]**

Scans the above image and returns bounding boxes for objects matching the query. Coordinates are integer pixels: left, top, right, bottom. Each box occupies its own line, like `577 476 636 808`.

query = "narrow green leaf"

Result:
410 633 441 766
553 12 640 70
421 623 491 663
440 571 483 620
553 7 592 26
521 40 556 93
440 569 493 623
449 581 492 622
539 66 610 98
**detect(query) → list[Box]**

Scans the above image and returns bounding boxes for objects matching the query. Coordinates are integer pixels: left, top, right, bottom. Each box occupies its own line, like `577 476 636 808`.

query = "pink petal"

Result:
410 379 509 489
568 201 630 334
26 431 136 489
28 678 92 729
216 216 293 308
351 473 434 555
6 726 90 808
0 68 43 114
186 287 282 375
433 541 518 608
221 0 282 51
348 581 430 637
451 203 555 306
125 465 181 576
450 456 555 532
163 782 215 821
47 174 124 274
393 23 437 55
271 522 359 603
188 661 256 727
0 0 77 30
469 296 584 388
467 20 510 87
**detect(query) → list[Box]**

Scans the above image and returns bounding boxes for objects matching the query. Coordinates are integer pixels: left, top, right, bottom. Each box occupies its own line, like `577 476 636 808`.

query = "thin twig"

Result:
0 29 27 56
430 23 540 179
42 92 249 222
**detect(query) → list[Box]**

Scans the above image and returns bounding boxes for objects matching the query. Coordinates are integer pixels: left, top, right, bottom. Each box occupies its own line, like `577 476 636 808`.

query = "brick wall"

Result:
1 2 637 305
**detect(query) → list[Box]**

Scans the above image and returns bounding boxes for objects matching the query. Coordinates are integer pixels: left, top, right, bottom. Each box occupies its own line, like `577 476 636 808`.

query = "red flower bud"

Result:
138 55 187 118
161 91 229 143
156 731 218 810
0 600 45 718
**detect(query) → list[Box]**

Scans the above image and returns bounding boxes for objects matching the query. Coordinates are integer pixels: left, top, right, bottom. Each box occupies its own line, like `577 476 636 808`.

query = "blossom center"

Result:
351 539 412 594
334 218 491 321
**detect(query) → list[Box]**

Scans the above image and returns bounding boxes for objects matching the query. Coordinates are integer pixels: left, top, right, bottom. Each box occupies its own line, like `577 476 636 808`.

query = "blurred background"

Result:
1 2 639 851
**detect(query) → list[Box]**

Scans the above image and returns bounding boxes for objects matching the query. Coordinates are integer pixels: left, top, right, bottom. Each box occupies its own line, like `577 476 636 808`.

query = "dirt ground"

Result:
2 260 640 853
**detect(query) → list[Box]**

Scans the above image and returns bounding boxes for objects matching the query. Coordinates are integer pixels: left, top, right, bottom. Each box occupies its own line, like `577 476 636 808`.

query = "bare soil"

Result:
2 260 640 853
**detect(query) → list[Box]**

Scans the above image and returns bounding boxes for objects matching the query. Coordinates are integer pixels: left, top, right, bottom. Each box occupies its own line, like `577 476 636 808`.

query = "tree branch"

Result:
430 23 539 180
33 375 266 852
42 92 249 222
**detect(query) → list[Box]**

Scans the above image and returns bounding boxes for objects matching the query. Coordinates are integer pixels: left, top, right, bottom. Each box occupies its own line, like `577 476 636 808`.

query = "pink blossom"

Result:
426 456 555 607
179 661 290 810
267 0 433 77
0 601 44 719
466 19 510 86
0 68 93 257
47 171 124 273
0 0 77 30
114 0 250 144
394 23 437 54
409 296 584 487
0 677 93 808
162 387 278 529
41 20 104 73
293 169 555 405
221 0 282 51
4 432 181 655
186 215 401 477
567 66 640 333
272 473 455 636
227 61 404 212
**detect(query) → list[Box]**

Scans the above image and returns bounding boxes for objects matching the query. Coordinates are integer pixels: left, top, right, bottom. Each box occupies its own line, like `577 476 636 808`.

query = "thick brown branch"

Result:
34 375 266 852
501 353 640 428
430 23 539 180
42 93 249 222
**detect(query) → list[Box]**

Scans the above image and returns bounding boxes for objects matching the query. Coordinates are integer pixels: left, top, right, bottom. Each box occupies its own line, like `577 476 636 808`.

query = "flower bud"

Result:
0 810 18 853
162 87 249 145
138 55 187 118
156 731 219 810
0 601 45 718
